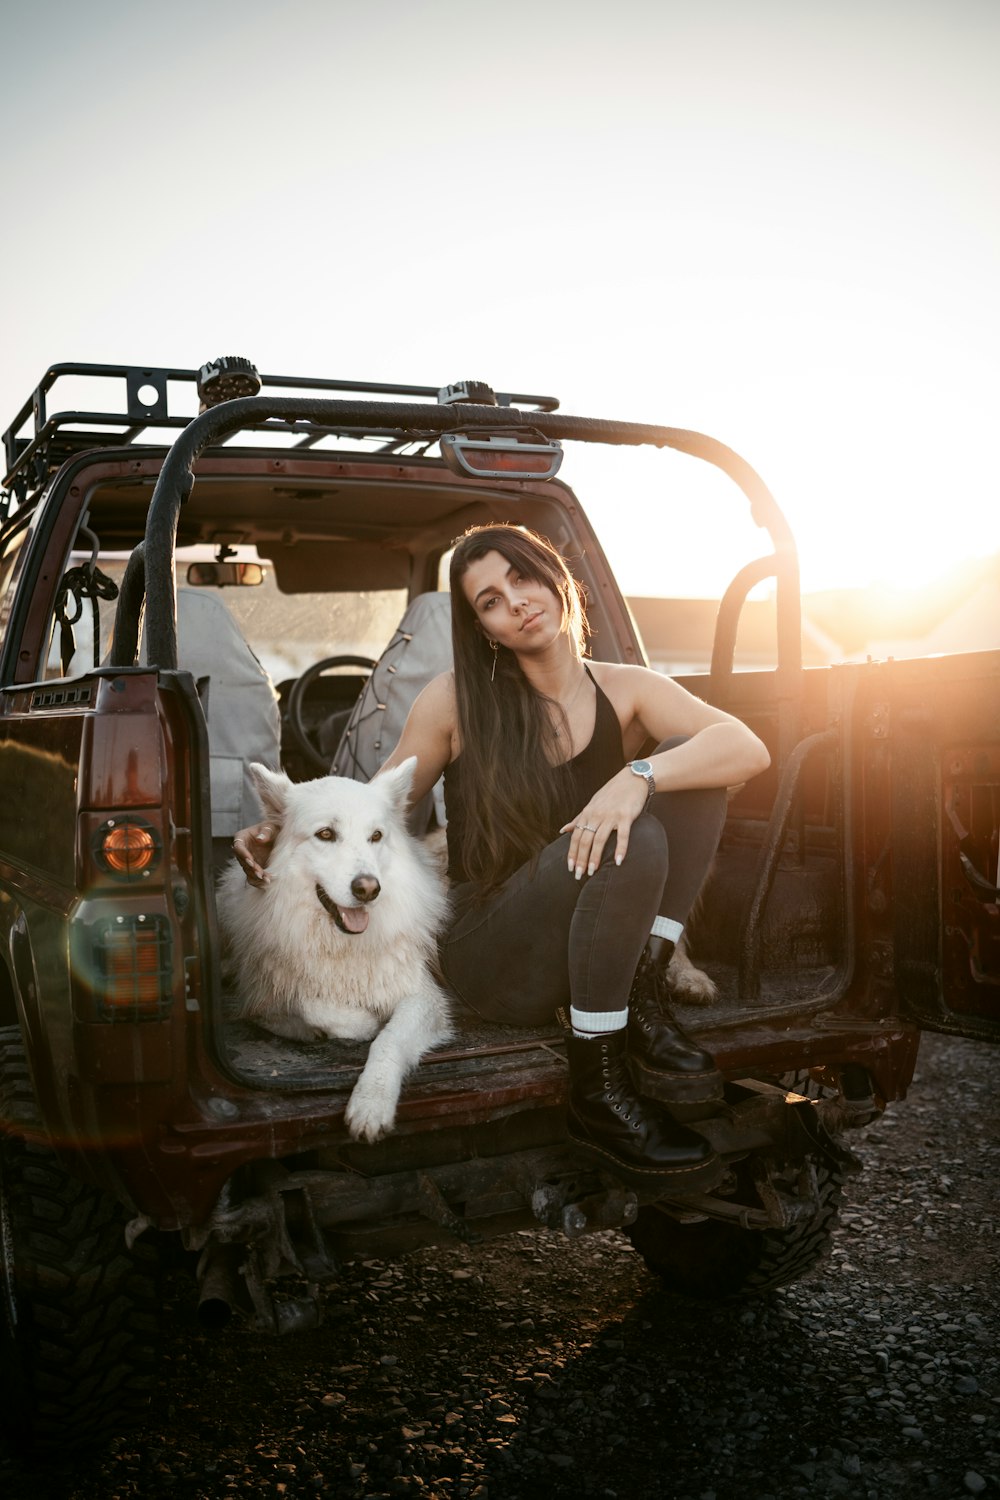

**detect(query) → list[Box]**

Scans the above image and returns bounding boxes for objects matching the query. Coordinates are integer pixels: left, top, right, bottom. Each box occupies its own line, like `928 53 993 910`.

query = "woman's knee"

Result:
621 812 669 881
647 740 729 828
676 783 728 819
661 784 728 840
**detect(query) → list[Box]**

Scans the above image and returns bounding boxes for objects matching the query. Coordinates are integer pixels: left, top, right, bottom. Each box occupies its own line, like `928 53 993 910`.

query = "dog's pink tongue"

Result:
339 905 370 934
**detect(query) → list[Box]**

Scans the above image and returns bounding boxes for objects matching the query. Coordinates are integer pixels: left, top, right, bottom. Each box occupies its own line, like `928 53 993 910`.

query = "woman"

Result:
236 524 770 1193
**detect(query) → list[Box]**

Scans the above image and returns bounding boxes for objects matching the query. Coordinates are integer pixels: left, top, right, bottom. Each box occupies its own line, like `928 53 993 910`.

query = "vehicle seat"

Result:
331 591 453 830
142 588 282 843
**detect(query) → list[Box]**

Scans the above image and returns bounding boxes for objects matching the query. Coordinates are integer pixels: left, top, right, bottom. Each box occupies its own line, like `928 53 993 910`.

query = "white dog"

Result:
216 758 453 1143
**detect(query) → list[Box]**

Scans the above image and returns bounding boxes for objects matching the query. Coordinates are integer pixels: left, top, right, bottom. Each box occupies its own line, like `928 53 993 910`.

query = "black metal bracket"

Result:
125 368 169 422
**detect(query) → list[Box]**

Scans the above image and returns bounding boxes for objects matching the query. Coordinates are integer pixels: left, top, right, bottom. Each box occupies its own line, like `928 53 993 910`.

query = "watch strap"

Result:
628 760 656 801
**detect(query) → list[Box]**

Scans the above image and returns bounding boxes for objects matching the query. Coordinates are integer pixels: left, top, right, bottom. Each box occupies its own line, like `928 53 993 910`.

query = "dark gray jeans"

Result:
439 781 727 1026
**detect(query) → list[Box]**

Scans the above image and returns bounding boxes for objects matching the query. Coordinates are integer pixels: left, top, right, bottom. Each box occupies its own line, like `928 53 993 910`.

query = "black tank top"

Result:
443 667 625 885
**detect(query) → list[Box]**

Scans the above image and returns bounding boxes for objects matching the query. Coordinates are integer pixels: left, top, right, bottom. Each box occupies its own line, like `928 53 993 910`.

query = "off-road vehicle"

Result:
1 359 997 1449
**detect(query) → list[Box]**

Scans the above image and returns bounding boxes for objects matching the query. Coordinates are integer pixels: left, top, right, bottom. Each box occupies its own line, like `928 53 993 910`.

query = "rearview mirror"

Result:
186 562 265 588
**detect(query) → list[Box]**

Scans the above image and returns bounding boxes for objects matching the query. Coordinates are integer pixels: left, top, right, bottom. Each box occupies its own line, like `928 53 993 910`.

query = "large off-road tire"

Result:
626 1154 847 1299
0 1026 161 1451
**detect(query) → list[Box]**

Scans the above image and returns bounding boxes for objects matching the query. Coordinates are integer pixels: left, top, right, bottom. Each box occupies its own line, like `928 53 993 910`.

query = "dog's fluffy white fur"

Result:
216 758 452 1143
667 932 718 1004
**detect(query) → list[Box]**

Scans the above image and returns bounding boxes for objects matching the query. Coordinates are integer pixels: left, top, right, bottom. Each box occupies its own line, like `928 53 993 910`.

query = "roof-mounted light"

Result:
437 380 498 406
197 355 262 410
441 433 563 481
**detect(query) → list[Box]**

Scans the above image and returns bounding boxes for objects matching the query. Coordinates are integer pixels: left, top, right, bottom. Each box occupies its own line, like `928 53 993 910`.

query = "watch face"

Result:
631 760 652 775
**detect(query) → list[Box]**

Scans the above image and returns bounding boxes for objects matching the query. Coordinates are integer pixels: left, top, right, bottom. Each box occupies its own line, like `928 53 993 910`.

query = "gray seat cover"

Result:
142 588 281 837
332 591 453 827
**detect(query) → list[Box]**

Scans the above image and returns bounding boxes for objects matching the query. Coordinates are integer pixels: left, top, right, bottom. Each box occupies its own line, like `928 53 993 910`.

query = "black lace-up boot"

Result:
566 1028 723 1193
628 942 724 1120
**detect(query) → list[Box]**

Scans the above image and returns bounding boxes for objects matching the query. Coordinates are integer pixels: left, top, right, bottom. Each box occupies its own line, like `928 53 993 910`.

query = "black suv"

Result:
1 358 997 1449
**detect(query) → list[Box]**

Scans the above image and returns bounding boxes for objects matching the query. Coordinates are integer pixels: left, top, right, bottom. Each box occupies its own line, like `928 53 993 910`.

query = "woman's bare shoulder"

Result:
411 670 458 730
421 669 457 708
586 659 649 699
587 659 686 729
384 670 459 778
589 659 679 687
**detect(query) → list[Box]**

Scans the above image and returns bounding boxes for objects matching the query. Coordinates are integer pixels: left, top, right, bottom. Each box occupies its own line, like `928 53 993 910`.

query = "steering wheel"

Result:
287 655 377 773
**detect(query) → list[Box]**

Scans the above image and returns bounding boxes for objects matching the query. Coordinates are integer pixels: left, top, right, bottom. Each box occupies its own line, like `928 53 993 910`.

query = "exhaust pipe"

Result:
196 1241 243 1330
196 1239 322 1334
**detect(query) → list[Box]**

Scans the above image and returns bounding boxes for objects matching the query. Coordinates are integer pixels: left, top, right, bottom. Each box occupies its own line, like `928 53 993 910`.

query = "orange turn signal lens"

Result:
95 819 160 879
88 914 173 1019
104 927 166 1005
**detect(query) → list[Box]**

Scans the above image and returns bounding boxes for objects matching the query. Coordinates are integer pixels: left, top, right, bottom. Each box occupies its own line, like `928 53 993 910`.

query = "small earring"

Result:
489 638 498 683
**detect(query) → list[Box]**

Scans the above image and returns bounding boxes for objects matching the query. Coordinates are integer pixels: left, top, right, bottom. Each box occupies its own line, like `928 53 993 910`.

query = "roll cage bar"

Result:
111 394 802 763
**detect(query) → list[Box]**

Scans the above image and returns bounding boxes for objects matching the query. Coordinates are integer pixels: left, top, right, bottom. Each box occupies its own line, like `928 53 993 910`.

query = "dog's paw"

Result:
666 954 718 1005
258 1014 329 1043
303 1006 380 1042
344 1081 398 1144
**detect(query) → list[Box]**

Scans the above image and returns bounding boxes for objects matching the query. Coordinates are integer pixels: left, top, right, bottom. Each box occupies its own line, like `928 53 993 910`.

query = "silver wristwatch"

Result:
627 759 656 801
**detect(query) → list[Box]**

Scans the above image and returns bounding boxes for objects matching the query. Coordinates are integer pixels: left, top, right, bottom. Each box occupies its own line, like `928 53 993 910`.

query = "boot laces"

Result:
601 1050 638 1125
631 954 667 1026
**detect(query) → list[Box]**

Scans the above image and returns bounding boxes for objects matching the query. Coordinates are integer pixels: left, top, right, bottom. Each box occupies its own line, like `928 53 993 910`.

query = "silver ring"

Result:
581 824 597 833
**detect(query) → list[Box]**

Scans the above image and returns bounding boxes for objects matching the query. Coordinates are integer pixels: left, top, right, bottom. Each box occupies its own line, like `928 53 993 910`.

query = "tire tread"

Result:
627 1156 847 1299
0 1025 160 1451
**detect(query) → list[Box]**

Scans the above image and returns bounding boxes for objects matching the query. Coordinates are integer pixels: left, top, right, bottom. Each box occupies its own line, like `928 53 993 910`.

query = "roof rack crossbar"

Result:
2 363 560 493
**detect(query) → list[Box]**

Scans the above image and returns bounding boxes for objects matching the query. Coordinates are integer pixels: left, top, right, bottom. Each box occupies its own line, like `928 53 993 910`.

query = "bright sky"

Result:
1 0 997 598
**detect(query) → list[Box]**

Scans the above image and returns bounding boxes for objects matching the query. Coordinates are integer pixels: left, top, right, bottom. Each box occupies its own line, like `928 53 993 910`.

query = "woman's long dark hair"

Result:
449 524 588 891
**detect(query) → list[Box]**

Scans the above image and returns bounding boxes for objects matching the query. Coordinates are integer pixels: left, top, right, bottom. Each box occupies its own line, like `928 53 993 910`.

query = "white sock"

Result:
570 1005 628 1037
651 915 683 944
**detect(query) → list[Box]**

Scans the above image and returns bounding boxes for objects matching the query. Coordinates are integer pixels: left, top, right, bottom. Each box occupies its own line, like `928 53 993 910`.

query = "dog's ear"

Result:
249 762 292 822
376 756 417 818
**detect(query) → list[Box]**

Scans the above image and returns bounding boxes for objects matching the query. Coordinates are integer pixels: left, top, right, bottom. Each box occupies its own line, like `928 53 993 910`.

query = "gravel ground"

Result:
3 1030 998 1500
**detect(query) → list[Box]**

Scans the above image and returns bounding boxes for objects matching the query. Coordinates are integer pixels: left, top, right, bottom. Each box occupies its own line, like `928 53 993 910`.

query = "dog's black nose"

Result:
351 875 380 904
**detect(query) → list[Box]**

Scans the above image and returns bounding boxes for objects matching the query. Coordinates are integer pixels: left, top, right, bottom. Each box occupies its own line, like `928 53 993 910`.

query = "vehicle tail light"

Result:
93 914 173 1020
441 434 563 481
93 818 161 880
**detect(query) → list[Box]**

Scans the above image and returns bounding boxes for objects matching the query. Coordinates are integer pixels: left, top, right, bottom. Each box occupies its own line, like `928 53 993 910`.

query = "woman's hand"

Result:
233 820 277 886
560 768 648 879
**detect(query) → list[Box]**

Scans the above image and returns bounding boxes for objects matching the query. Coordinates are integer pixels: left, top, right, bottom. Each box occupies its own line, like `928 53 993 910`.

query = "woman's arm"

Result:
373 670 458 798
563 663 770 876
601 661 770 785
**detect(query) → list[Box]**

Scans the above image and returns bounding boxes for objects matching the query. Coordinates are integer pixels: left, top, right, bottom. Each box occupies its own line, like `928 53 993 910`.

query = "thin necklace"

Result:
551 665 589 738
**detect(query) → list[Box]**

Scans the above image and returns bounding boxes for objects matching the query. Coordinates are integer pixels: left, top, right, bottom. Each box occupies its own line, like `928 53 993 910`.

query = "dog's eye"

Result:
370 829 383 843
315 828 336 841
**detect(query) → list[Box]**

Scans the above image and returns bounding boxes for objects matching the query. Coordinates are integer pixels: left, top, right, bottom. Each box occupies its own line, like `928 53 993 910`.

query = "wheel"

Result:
0 1026 161 1451
286 655 376 772
625 1153 847 1299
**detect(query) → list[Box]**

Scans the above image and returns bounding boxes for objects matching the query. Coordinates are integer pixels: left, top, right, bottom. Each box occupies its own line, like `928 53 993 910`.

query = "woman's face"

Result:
459 549 563 654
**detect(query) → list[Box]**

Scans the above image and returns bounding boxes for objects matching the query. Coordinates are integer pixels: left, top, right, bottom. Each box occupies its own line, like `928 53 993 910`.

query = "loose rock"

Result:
0 1034 996 1500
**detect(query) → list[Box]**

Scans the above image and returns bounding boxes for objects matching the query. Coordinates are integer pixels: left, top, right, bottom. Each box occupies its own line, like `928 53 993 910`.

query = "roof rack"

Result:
1 361 561 500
